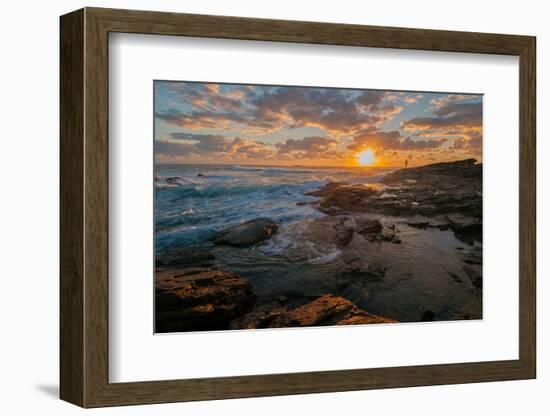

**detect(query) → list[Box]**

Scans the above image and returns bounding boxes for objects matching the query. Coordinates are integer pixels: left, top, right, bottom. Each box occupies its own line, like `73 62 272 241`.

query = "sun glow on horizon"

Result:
357 149 376 166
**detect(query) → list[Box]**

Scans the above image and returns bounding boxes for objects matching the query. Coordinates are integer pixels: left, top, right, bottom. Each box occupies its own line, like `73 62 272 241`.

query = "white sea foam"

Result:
307 247 342 264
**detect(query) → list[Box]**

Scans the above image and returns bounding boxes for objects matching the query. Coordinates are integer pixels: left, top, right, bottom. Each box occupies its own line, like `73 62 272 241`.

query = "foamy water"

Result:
155 164 392 253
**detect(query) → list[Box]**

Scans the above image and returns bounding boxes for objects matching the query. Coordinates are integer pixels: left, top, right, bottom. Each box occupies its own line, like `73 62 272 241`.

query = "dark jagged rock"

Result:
154 176 183 186
305 181 346 197
308 160 481 219
406 221 430 229
305 160 482 244
460 245 482 265
463 264 482 290
407 220 450 231
155 267 256 332
155 246 215 269
454 294 483 321
354 217 383 235
307 182 377 214
448 271 464 283
421 310 435 321
229 303 287 329
276 294 397 326
345 217 400 244
230 294 397 329
376 159 482 218
382 158 481 184
299 216 354 247
296 216 398 257
211 218 278 247
329 231 392 278
445 214 482 244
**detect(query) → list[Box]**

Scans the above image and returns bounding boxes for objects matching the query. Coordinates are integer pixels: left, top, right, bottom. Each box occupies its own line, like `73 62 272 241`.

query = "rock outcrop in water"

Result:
309 158 482 244
378 158 481 218
155 267 396 332
299 216 354 247
306 182 377 214
211 218 278 247
155 267 256 332
382 158 481 183
230 294 397 329
296 215 399 250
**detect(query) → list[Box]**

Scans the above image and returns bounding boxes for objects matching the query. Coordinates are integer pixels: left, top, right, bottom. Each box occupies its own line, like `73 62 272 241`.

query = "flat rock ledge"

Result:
230 294 397 329
211 218 278 247
307 159 482 218
304 159 482 244
306 183 377 214
155 267 256 332
298 215 400 250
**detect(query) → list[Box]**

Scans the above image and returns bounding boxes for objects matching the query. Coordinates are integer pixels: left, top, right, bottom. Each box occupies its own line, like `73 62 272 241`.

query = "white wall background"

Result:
0 0 546 414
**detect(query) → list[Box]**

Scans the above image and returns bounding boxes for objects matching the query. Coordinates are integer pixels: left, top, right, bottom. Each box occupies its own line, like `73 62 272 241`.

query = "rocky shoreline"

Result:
155 158 482 332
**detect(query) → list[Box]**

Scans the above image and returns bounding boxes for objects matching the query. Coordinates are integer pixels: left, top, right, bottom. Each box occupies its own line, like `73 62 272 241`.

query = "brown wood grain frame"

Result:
60 7 536 408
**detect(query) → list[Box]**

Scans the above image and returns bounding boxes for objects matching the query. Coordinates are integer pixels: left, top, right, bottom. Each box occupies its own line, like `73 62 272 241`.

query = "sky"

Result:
154 81 482 168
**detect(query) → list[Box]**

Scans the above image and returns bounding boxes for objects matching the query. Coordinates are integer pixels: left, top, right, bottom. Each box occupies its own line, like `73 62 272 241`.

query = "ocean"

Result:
154 164 394 253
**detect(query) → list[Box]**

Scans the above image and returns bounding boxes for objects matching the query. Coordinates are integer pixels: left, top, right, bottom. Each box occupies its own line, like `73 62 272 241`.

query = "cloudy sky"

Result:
154 81 482 167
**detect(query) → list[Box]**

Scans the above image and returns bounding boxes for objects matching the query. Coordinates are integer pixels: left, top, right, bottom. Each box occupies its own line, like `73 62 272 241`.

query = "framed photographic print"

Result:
60 7 536 407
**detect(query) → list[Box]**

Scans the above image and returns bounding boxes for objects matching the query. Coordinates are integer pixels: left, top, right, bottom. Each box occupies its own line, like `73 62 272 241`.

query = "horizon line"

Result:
154 157 479 170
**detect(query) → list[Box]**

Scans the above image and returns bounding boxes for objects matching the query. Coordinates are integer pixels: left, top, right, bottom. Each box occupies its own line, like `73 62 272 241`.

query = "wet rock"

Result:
300 216 354 247
305 181 346 197
446 214 482 243
279 295 397 327
155 267 256 332
406 220 449 231
163 176 181 185
454 295 482 320
307 160 483 221
448 271 463 283
463 264 482 290
337 228 394 276
460 246 482 265
307 182 377 214
319 184 377 213
306 160 481 221
378 226 402 244
354 218 383 235
229 303 287 329
155 247 215 269
211 218 278 247
372 225 401 244
421 310 435 321
231 294 397 329
373 159 482 219
196 173 206 177
339 232 380 275
382 158 481 184
343 216 400 244
406 221 430 229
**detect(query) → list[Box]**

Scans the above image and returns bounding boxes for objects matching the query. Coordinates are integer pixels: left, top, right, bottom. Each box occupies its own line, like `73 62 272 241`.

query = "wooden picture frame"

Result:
60 7 536 408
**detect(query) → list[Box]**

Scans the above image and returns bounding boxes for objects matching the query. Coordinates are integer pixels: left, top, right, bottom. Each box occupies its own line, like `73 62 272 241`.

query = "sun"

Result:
357 149 376 166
